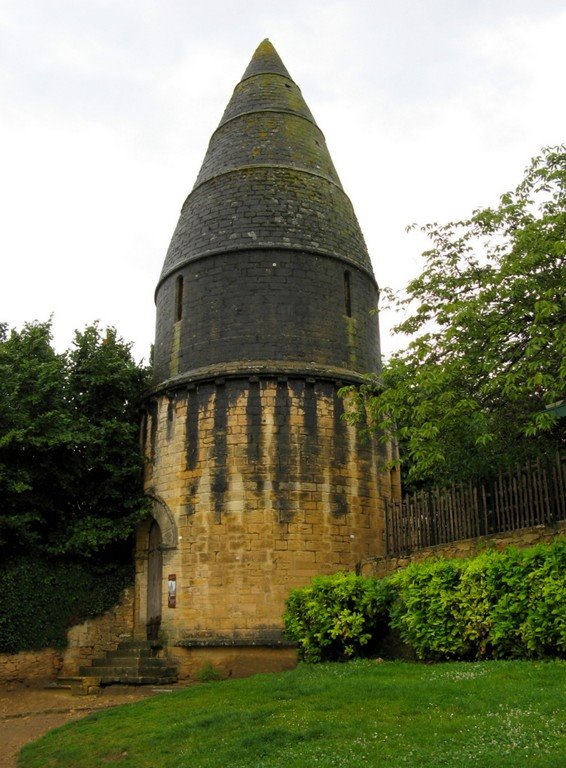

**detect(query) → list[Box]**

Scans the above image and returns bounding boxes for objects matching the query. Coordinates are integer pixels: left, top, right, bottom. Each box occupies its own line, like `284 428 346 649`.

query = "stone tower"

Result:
135 40 400 678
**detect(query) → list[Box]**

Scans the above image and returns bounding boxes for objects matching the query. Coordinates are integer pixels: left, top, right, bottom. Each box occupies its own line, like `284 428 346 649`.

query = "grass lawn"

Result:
19 660 565 767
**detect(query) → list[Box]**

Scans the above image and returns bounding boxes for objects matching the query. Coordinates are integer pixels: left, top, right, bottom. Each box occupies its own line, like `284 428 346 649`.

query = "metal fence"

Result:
385 452 565 556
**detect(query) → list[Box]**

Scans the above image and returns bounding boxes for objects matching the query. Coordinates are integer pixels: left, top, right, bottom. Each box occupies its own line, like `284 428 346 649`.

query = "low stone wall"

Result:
362 521 566 578
169 645 297 681
59 587 135 677
0 588 135 685
0 648 63 686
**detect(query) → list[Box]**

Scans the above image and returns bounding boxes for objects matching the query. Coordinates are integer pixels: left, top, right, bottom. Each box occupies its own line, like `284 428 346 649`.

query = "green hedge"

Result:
283 540 566 662
283 571 393 662
390 540 566 660
0 556 133 653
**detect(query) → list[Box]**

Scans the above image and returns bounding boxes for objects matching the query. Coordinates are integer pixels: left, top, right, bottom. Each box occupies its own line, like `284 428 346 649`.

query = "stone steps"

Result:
89 657 165 668
64 639 178 687
78 664 178 679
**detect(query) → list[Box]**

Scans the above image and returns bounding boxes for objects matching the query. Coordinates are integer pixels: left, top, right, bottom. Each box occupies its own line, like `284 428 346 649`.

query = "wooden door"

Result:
147 520 163 641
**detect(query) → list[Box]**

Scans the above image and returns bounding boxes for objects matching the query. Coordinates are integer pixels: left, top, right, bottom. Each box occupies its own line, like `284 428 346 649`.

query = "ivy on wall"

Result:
0 556 133 653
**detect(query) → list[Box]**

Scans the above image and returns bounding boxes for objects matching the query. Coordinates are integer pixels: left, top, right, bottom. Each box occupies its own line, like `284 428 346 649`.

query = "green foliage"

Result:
343 146 566 489
196 661 222 682
0 320 151 556
389 540 566 660
54 323 152 554
283 571 393 662
285 542 565 664
0 321 71 550
388 558 467 659
0 555 133 653
0 320 148 652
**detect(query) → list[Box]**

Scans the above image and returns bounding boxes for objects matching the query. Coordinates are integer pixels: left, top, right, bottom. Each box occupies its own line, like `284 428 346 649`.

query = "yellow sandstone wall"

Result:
59 588 135 677
0 649 62 685
136 377 398 655
362 520 566 578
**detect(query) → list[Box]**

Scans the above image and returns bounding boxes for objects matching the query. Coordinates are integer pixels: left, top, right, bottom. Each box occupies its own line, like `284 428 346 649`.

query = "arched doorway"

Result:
147 519 163 641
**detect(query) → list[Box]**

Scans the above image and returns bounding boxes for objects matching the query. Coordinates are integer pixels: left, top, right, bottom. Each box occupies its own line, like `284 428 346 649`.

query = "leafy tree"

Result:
0 321 71 549
345 146 565 489
55 323 152 555
0 320 151 556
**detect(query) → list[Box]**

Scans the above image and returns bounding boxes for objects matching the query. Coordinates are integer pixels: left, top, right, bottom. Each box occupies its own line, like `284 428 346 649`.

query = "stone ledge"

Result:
147 360 375 397
174 629 295 649
362 522 566 578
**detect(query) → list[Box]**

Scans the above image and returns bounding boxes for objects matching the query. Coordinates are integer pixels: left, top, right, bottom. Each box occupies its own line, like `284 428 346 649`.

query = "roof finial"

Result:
241 39 291 81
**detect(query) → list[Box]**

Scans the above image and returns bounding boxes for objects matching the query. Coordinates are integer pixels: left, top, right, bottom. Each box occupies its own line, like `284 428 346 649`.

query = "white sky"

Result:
1 0 565 362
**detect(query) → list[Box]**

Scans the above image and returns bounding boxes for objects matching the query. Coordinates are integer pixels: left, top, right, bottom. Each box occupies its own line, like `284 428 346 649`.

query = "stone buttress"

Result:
135 40 400 678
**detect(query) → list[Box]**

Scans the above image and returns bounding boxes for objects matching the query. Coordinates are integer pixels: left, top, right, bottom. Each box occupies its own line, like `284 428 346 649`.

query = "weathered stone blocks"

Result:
137 377 397 654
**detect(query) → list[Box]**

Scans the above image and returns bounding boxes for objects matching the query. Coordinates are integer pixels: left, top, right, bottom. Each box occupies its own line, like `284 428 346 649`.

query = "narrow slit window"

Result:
175 275 184 322
344 270 352 317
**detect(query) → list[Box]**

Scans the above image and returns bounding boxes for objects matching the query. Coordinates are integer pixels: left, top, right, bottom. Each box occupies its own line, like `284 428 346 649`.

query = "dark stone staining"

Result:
303 380 318 436
246 379 262 484
227 378 246 406
304 382 320 474
273 379 293 523
148 400 158 462
295 378 319 508
212 383 228 523
358 449 372 513
186 389 200 471
356 405 372 509
332 389 349 517
166 396 175 441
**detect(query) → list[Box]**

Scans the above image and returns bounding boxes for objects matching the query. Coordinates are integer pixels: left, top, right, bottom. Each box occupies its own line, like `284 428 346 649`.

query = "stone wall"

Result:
0 648 62 686
153 249 379 386
59 588 135 677
169 646 297 681
162 169 369 277
137 376 398 650
0 588 135 685
361 520 566 578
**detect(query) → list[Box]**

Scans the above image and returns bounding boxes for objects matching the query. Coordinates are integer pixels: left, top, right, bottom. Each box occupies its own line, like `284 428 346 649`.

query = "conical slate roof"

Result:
239 37 292 80
158 40 373 288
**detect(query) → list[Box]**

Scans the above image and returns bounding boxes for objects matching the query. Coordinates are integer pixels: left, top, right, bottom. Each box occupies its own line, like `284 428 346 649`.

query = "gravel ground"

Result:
0 683 179 768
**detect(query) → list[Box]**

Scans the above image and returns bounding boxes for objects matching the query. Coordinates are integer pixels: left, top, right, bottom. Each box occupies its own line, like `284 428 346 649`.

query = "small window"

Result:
344 270 351 317
174 275 184 322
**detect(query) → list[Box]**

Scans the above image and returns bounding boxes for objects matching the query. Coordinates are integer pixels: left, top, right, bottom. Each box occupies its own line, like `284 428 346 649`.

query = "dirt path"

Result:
0 683 178 768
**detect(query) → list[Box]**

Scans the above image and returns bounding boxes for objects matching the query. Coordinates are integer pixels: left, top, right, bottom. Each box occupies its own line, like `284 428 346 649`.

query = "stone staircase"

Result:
58 640 178 690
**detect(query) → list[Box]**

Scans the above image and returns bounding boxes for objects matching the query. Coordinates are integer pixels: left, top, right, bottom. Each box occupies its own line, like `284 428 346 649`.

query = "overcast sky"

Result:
1 0 565 361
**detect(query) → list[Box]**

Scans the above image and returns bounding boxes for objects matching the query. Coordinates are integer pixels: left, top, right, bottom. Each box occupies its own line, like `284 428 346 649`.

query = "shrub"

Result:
284 540 566 663
388 558 468 660
389 539 566 661
283 571 393 662
518 541 566 656
196 661 222 682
